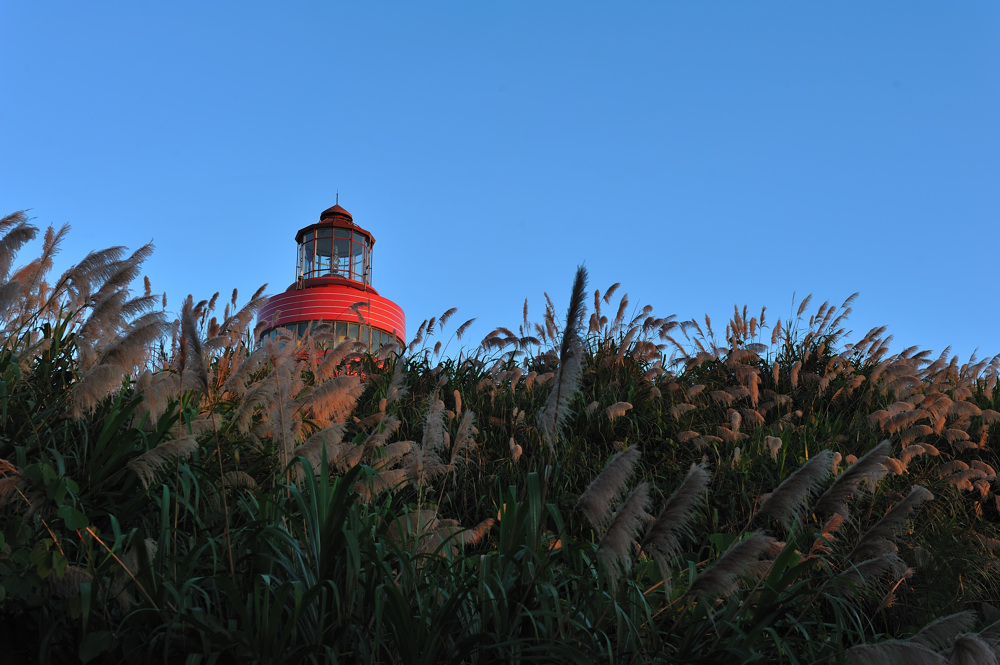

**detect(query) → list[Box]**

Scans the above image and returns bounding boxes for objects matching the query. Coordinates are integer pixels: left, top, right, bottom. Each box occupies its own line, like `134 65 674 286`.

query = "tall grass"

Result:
1 211 999 663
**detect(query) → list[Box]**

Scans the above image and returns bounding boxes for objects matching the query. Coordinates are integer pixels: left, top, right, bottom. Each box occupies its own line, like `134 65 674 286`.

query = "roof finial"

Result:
336 190 339 205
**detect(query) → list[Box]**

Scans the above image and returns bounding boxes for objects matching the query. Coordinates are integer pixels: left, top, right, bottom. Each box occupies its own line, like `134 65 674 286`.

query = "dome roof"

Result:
320 204 352 221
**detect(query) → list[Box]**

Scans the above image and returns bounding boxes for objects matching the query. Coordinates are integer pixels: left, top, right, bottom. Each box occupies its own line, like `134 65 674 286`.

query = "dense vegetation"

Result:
2 210 999 664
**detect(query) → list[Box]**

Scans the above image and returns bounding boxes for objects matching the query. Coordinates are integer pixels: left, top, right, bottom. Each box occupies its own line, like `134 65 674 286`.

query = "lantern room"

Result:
257 202 406 352
295 205 373 284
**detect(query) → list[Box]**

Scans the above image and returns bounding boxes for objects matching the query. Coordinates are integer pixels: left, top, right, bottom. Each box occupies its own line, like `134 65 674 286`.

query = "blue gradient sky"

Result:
2 3 997 363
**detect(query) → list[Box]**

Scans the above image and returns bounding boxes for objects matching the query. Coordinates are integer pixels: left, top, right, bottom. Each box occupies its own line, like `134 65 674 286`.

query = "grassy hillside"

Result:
1 211 999 664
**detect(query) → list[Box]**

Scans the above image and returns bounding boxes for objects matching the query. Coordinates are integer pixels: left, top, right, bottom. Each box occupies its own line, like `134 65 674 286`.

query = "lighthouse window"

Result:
303 238 314 277
314 228 333 274
351 240 365 279
334 234 351 278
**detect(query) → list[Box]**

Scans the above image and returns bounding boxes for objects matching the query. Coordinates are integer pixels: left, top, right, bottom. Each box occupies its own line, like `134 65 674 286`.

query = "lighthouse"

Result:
257 202 406 351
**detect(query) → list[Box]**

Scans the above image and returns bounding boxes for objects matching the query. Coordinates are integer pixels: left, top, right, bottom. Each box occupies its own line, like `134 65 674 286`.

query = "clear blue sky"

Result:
2 3 997 364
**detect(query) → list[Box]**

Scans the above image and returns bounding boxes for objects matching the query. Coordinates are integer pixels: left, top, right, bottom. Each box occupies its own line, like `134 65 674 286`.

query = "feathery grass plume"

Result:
677 430 699 443
716 427 746 443
693 435 722 451
297 423 348 470
686 384 706 399
576 445 641 531
454 317 475 341
509 437 523 462
765 436 783 459
687 532 776 600
372 440 413 470
850 486 933 561
640 463 710 587
384 359 409 406
598 483 651 582
203 284 268 351
814 440 892 518
845 641 948 665
740 407 767 428
386 509 440 547
49 565 94 599
833 552 909 597
708 390 736 406
810 512 847 555
360 415 402 452
221 471 257 491
357 468 409 500
72 296 167 417
790 361 802 389
981 409 1000 425
299 374 364 424
537 266 588 451
422 392 448 453
796 293 813 317
449 410 478 466
944 469 988 492
128 435 200 489
758 450 833 529
943 635 998 665
937 460 970 477
179 295 209 393
0 280 24 322
0 212 38 284
882 458 906 475
669 403 697 419
450 517 496 547
404 447 449 486
602 282 620 304
970 460 996 478
606 401 633 422
980 617 1000 641
908 611 977 651
232 380 277 435
899 425 935 447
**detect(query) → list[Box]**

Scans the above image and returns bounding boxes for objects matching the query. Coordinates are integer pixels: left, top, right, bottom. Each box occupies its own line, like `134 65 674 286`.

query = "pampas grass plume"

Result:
687 532 776 600
765 436 783 459
598 483 651 581
577 445 641 531
606 401 633 422
758 450 832 529
641 463 710 588
128 436 200 488
814 440 891 518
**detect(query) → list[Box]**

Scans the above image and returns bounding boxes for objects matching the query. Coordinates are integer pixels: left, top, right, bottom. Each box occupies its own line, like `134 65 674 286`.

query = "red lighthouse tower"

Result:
257 202 406 351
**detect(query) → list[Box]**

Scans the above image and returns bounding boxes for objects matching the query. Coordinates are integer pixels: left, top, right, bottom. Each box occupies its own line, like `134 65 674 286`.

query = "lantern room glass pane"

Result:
303 239 314 277
334 237 351 278
335 321 348 344
315 235 332 275
348 323 359 341
351 240 365 281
